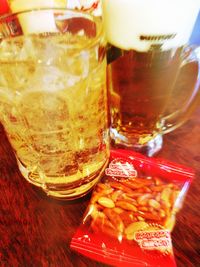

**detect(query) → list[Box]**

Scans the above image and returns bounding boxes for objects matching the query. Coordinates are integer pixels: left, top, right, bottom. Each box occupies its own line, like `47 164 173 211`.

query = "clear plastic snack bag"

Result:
71 149 194 267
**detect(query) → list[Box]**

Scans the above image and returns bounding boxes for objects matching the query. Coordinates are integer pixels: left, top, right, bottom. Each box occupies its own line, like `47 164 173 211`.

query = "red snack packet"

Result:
71 149 194 267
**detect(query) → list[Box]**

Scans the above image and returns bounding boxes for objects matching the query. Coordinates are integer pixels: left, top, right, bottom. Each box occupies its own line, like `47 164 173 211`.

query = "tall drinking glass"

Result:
102 0 200 156
0 9 109 199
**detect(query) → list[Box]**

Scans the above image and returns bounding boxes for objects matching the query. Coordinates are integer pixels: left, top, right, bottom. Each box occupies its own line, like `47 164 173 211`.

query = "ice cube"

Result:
18 11 58 35
10 0 67 35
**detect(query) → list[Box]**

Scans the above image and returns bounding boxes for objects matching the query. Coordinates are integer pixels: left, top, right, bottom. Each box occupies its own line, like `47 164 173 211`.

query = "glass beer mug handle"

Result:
162 46 200 134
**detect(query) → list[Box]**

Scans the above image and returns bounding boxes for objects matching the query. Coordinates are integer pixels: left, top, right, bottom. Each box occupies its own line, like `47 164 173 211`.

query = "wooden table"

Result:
0 105 200 267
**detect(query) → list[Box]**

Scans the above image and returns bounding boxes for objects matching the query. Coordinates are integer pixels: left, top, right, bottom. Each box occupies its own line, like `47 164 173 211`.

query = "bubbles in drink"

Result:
0 32 109 198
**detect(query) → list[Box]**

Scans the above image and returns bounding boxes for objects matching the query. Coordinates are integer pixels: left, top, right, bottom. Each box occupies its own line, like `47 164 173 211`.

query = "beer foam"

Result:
102 0 200 51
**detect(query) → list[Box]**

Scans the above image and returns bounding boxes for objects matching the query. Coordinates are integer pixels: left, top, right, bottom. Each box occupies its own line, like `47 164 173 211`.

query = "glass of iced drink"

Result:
0 8 109 199
102 0 200 156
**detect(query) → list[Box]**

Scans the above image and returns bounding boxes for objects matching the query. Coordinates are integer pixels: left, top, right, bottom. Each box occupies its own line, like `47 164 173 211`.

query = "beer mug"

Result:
102 0 200 156
0 8 109 199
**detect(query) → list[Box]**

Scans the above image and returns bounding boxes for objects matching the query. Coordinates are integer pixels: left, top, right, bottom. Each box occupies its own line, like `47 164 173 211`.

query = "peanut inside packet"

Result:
71 149 194 267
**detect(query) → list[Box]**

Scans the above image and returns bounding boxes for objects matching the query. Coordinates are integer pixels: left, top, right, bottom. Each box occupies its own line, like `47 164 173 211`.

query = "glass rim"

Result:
0 7 104 51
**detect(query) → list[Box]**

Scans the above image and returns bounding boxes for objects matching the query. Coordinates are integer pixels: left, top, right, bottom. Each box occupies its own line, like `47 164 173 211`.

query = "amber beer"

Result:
107 45 184 140
102 0 199 155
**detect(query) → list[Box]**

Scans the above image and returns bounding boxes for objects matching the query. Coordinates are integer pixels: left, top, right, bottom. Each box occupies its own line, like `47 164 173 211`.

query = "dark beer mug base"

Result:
110 128 163 157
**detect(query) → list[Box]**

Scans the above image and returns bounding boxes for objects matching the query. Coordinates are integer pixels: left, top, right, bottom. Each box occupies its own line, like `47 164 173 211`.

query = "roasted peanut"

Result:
121 193 138 206
126 192 143 198
98 197 115 208
138 211 161 221
111 190 122 202
137 216 145 221
134 177 154 185
155 193 161 202
148 199 161 210
151 184 166 192
116 200 138 212
137 194 151 205
154 177 163 185
138 206 149 212
113 207 124 214
142 186 152 193
91 193 104 204
96 183 111 192
104 208 124 232
119 179 144 189
110 182 133 194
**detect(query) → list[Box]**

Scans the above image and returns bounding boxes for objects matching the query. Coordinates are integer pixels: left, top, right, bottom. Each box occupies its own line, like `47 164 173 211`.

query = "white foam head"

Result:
102 0 200 51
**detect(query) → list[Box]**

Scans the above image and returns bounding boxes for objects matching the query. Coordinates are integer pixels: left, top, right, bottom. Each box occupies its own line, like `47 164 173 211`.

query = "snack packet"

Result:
71 149 194 267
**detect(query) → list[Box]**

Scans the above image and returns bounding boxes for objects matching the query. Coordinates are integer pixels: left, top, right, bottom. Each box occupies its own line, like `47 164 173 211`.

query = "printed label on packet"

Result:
105 158 137 178
134 226 173 256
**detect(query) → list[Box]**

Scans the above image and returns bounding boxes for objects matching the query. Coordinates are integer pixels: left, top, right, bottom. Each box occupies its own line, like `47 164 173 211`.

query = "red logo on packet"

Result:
105 158 137 178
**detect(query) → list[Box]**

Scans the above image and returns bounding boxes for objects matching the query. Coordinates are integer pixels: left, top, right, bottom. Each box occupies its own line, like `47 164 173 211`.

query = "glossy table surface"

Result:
0 103 200 267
